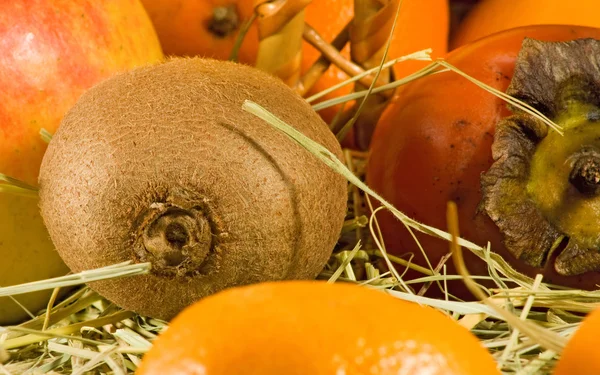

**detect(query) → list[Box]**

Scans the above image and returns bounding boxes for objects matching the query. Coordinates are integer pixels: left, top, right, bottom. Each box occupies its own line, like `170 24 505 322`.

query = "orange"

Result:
374 0 449 81
307 0 450 125
553 308 600 375
301 0 354 125
139 0 449 125
450 0 600 49
136 281 500 375
138 1 258 63
337 0 449 149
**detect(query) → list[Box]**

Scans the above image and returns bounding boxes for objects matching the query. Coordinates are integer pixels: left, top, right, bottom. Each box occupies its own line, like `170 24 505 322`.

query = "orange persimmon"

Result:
366 25 600 299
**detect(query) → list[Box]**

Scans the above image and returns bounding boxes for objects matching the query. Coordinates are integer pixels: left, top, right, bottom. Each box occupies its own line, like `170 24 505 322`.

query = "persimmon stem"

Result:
229 12 258 62
208 6 239 37
569 150 600 196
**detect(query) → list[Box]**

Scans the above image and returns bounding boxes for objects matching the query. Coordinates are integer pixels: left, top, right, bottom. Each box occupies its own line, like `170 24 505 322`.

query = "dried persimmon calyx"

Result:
480 37 600 276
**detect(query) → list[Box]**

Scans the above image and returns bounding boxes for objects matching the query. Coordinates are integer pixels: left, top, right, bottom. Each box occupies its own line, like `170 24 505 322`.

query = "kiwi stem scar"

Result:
136 200 214 277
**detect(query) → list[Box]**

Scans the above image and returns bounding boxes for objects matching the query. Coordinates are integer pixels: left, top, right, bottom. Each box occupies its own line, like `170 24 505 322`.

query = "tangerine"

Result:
139 1 258 63
450 0 600 49
553 308 600 375
136 281 499 375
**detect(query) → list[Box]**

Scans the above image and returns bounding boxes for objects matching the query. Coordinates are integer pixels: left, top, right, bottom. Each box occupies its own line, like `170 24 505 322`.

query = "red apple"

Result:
0 0 164 325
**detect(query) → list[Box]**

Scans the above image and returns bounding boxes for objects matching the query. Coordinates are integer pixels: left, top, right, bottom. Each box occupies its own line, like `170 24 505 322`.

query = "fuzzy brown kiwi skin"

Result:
38 57 347 321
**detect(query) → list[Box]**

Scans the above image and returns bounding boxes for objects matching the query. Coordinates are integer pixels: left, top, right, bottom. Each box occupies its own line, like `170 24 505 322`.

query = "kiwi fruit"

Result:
38 57 347 320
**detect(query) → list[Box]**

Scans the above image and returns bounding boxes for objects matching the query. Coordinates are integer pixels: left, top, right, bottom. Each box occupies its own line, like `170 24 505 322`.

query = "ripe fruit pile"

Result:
3 0 600 374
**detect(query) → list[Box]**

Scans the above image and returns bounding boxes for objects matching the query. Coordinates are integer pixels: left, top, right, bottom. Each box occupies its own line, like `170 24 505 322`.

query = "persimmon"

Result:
450 0 600 49
139 0 449 125
136 281 500 375
366 25 600 299
553 307 600 375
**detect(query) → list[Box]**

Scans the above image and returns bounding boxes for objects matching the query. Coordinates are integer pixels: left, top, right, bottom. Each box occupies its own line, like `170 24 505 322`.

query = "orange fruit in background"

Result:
336 0 449 149
139 0 354 67
307 0 450 125
301 0 354 125
138 0 449 125
138 0 354 123
450 0 600 49
138 1 258 63
136 281 500 375
553 308 600 375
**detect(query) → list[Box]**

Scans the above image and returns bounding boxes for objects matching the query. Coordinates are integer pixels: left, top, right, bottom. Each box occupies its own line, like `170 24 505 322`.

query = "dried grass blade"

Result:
0 262 150 297
2 311 134 349
328 242 362 283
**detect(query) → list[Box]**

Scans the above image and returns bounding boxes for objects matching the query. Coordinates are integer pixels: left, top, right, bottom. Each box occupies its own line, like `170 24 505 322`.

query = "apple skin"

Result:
0 0 164 325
